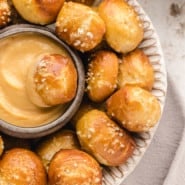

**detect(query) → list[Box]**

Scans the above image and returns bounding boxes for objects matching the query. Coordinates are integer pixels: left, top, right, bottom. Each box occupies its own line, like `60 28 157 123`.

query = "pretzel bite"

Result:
0 148 47 185
106 85 161 132
70 100 94 128
12 0 64 25
0 0 11 28
26 53 77 107
35 129 80 170
98 0 144 53
118 49 154 91
76 109 135 166
0 135 4 156
86 50 119 102
55 2 106 52
48 149 102 185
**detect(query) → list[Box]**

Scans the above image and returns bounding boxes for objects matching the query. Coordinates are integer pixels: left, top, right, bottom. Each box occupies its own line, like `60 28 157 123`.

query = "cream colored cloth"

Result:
122 0 185 184
164 126 185 185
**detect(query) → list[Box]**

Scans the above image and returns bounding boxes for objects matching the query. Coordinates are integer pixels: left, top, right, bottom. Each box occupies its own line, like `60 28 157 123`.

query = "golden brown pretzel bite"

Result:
26 53 77 107
12 0 64 25
86 50 119 102
0 148 47 185
0 0 11 28
48 149 102 185
56 2 106 52
98 0 144 53
106 85 161 132
35 129 80 170
118 49 154 91
76 109 135 166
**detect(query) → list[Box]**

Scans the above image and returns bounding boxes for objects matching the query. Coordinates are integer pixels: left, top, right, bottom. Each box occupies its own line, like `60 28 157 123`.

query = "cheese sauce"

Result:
0 32 69 127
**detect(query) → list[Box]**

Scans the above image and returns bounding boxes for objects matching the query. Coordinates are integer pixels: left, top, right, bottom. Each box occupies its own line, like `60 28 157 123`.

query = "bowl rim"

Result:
0 24 85 139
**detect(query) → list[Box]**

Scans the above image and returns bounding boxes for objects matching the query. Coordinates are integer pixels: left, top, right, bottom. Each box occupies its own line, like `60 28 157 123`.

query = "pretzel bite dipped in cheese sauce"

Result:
12 0 64 25
76 109 135 166
48 149 102 185
26 53 77 107
106 85 161 132
0 32 77 127
55 2 106 52
118 49 154 91
98 0 144 53
0 0 11 28
86 50 119 102
0 148 47 185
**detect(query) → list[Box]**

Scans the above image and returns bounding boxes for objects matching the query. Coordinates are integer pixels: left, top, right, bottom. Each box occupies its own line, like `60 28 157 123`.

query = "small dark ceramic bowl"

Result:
0 24 85 139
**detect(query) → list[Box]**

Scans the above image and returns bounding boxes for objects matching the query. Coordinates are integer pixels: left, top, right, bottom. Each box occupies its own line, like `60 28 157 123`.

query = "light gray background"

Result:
122 0 185 185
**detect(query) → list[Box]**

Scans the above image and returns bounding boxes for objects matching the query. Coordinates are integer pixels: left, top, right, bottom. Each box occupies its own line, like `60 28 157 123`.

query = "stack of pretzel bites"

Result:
0 0 163 184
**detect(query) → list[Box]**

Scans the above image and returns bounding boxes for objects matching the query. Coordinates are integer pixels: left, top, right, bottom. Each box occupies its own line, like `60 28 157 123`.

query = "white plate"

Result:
100 0 167 184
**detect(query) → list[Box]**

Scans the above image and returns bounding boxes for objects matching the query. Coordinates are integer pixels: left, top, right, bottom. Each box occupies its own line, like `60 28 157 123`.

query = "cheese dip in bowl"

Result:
0 24 85 138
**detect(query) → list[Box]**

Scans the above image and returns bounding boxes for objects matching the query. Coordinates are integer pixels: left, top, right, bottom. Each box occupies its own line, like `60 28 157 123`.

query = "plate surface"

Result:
100 0 167 184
